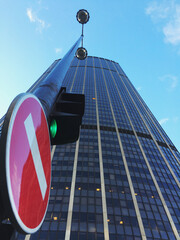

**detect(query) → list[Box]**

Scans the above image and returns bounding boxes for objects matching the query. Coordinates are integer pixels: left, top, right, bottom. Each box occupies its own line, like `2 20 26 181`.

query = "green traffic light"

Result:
50 119 57 138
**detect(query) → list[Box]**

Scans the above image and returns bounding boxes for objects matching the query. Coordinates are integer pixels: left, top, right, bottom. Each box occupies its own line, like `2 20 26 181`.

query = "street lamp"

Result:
76 9 89 60
76 9 90 24
76 47 88 60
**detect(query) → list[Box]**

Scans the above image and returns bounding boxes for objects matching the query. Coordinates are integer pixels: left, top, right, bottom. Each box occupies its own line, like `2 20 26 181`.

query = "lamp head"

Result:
76 47 88 60
76 9 90 24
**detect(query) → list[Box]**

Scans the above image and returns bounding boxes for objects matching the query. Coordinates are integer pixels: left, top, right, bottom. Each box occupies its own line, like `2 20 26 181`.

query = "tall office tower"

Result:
16 56 180 240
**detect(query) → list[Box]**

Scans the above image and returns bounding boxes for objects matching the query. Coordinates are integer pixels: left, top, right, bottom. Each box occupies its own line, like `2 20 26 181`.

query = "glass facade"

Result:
10 56 180 239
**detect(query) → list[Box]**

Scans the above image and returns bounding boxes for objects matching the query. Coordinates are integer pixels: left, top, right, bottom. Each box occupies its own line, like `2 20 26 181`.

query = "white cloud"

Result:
159 118 169 125
163 5 180 45
146 0 180 46
26 8 49 33
159 74 178 90
173 116 179 123
136 86 142 91
145 1 171 20
27 8 35 22
55 48 63 54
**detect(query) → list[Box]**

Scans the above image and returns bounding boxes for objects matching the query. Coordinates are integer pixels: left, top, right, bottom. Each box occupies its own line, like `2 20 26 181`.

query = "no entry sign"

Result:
0 93 51 234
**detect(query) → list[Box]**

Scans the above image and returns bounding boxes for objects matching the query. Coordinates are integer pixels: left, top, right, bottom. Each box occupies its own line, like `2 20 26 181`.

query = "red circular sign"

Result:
0 93 51 234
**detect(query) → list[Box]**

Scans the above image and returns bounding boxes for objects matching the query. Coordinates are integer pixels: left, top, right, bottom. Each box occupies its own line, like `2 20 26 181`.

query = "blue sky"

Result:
0 0 179 151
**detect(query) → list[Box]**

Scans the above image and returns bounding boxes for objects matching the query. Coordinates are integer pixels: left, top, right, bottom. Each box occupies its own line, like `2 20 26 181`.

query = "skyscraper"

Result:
16 56 180 240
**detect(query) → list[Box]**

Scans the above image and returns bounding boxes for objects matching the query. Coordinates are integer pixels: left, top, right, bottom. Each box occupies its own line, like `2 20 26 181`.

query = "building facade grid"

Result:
13 56 180 240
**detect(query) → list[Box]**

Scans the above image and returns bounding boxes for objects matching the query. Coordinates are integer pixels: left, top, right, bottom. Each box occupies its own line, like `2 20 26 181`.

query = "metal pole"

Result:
81 24 84 47
0 36 82 240
31 36 82 117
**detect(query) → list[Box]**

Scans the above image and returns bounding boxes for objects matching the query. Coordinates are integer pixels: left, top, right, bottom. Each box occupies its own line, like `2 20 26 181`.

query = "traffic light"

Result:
49 87 85 145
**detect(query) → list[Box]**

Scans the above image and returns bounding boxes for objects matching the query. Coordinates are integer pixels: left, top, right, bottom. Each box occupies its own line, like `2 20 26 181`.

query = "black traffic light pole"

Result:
30 35 82 118
0 9 89 240
0 35 83 240
0 36 83 240
30 35 86 146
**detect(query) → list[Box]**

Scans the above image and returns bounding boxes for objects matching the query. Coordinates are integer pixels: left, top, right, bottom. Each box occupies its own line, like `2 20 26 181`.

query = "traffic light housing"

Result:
49 88 85 145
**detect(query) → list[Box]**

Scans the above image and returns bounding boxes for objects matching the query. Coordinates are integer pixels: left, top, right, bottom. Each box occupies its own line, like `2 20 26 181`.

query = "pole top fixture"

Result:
76 9 89 60
76 47 88 60
76 9 90 24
